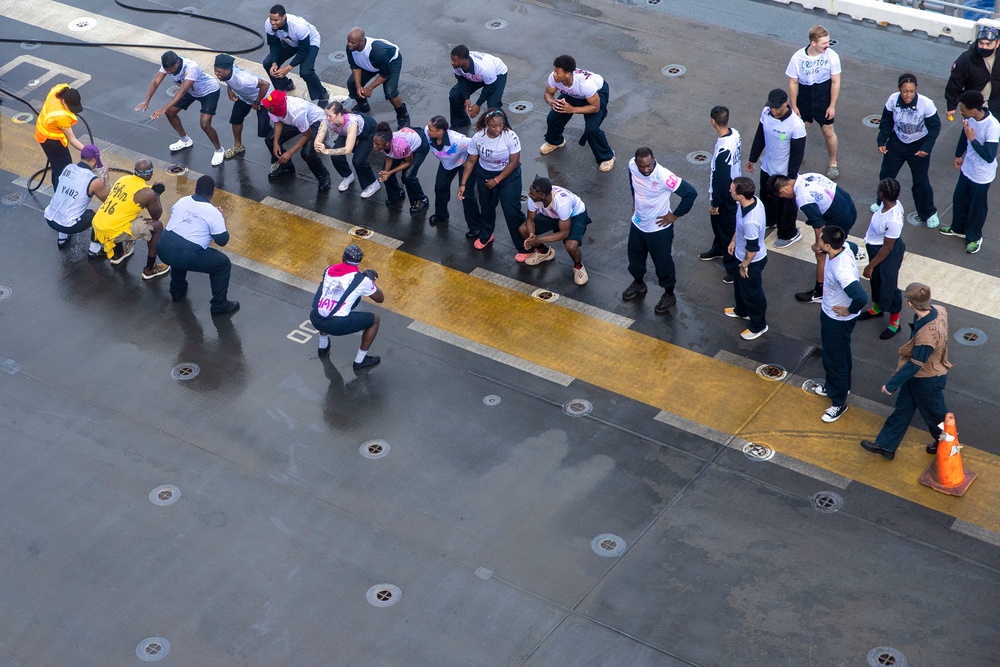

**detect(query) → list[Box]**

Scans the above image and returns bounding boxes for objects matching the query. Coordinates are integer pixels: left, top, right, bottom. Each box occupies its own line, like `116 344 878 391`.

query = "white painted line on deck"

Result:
470 268 635 328
261 198 404 250
768 225 1000 319
225 252 319 294
951 518 1000 547
407 321 575 386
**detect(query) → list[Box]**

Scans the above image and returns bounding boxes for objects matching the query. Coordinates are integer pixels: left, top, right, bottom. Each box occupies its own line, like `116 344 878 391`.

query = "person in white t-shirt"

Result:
424 116 481 234
261 90 332 190
786 25 841 180
213 54 272 161
263 5 327 107
449 45 508 130
875 73 941 228
540 55 615 172
519 177 593 285
137 51 225 166
156 176 239 316
940 89 1000 254
858 178 906 340
704 105 742 284
726 177 768 340
314 101 380 198
622 147 699 314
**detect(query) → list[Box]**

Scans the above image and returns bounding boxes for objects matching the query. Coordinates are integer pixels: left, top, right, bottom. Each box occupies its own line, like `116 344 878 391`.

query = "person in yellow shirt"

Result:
34 84 85 189
90 159 170 280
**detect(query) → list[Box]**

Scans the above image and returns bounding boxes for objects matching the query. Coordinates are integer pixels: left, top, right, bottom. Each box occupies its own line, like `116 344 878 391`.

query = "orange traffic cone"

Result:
919 412 977 496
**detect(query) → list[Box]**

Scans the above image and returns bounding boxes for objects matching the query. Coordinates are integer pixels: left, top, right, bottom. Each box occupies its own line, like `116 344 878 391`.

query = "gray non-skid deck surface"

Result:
2 0 1000 665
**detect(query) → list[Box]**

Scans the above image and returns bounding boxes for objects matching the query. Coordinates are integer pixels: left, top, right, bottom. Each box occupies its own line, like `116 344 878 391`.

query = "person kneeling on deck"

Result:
157 175 240 316
310 244 384 371
519 177 592 285
90 159 170 280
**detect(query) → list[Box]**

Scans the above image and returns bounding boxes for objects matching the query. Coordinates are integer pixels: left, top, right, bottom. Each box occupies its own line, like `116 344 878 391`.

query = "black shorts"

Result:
310 310 375 336
533 211 591 243
173 89 220 115
797 82 833 126
230 101 272 137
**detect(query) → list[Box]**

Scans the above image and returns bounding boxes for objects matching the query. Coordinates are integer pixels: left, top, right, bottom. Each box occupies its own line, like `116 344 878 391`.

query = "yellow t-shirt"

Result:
93 174 147 256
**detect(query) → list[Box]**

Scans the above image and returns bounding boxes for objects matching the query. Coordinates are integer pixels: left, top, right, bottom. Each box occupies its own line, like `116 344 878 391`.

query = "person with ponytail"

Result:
372 121 429 213
874 73 940 228
314 101 381 199
424 116 481 234
860 178 906 340
35 84 85 189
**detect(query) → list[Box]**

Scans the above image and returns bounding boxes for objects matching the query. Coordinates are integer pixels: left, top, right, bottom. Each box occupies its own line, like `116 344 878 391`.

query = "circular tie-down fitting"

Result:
20 41 40 50
905 211 924 227
136 637 171 662
647 0 663 5
563 398 593 417
68 17 98 32
166 85 181 96
349 226 373 239
954 327 987 347
810 490 844 513
686 150 710 165
180 6 198 13
328 51 347 62
149 484 181 506
12 112 34 124
862 115 881 128
485 19 508 30
0 286 12 302
27 79 40 88
171 362 200 381
801 378 825 394
2 192 25 206
867 647 907 667
531 288 560 304
591 533 627 557
165 164 188 176
482 394 501 407
366 583 402 608
742 442 776 462
755 363 788 382
661 64 686 77
359 439 390 460
508 100 533 115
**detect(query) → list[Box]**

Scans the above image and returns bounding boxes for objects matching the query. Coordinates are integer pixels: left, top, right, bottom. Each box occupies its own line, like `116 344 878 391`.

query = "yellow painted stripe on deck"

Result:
3 123 998 535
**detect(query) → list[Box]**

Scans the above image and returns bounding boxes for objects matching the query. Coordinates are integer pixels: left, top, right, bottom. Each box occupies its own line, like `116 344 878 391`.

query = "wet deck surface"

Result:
1 1 999 665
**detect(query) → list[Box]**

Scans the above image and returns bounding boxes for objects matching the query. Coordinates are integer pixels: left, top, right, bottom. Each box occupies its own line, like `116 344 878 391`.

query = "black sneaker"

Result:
654 290 677 314
409 197 429 215
429 215 449 226
318 173 332 192
857 310 883 321
386 191 406 207
353 354 380 371
795 288 822 303
396 112 411 130
317 345 330 358
722 274 735 284
88 249 105 260
211 300 240 316
109 241 134 266
821 404 848 423
268 163 296 181
860 439 895 460
621 280 647 301
57 237 69 249
699 250 723 261
353 100 370 113
927 440 939 454
170 289 187 302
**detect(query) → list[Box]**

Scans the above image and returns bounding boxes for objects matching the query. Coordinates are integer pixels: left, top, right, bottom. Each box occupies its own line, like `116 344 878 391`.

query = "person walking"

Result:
703 105 742 284
519 177 592 285
726 176 768 340
859 178 906 340
373 121 429 213
263 4 327 106
786 25 841 179
622 147 698 314
875 73 941 227
449 45 508 130
859 283 952 460
540 55 615 172
458 110 527 253
43 145 110 249
345 27 409 129
424 116 481 234
261 90 331 190
156 175 239 315
746 88 806 248
35 83 85 190
314 101 381 199
939 90 999 254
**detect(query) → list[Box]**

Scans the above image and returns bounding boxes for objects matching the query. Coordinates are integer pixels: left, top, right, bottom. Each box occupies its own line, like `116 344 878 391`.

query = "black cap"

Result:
766 88 788 108
342 244 363 266
61 87 82 113
214 53 236 70
978 26 1000 41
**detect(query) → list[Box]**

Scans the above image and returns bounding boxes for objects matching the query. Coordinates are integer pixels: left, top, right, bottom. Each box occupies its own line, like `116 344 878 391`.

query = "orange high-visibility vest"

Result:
34 84 78 146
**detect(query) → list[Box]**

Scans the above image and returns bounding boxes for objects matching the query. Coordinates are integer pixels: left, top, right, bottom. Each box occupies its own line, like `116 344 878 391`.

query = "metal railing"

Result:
888 0 998 19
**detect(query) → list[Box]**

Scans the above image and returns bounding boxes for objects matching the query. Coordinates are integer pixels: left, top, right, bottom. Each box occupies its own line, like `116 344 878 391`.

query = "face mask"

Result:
978 46 996 58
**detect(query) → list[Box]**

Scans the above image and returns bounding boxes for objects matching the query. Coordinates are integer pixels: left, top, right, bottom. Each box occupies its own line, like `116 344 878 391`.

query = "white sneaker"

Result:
360 181 381 199
740 326 768 340
338 173 356 192
925 213 940 229
573 264 589 285
169 137 194 152
211 149 225 167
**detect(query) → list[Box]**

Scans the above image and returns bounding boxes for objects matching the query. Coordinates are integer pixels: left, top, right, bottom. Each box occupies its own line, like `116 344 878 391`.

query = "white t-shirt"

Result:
454 51 508 84
427 128 472 171
885 93 937 144
793 173 838 215
165 195 227 249
469 128 520 172
961 111 1000 184
528 186 586 220
316 268 377 318
160 57 219 98
226 65 271 105
759 107 807 175
735 198 767 262
44 163 98 226
264 13 321 48
382 127 423 160
629 158 684 232
864 201 904 246
349 38 399 72
548 69 603 99
785 47 841 86
268 96 325 133
821 247 861 321
710 129 742 198
325 112 366 140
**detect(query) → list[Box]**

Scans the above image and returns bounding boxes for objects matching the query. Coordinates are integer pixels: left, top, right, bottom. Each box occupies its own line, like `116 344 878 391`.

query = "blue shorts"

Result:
310 310 375 336
533 211 591 243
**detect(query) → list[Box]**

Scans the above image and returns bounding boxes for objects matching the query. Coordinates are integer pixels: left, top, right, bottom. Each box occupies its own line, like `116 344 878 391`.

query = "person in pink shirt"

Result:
373 121 429 213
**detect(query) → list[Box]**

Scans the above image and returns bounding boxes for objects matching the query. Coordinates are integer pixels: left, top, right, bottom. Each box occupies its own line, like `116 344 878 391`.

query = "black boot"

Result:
395 103 410 130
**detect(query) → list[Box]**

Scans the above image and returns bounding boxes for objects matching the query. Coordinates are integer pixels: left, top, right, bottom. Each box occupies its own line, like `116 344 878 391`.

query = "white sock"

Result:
318 335 329 350
355 349 367 363
57 232 69 241
181 135 192 142
214 147 224 153
89 241 101 253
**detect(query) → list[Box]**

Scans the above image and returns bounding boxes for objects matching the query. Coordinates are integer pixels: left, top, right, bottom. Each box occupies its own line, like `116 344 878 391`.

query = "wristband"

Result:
151 183 166 195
